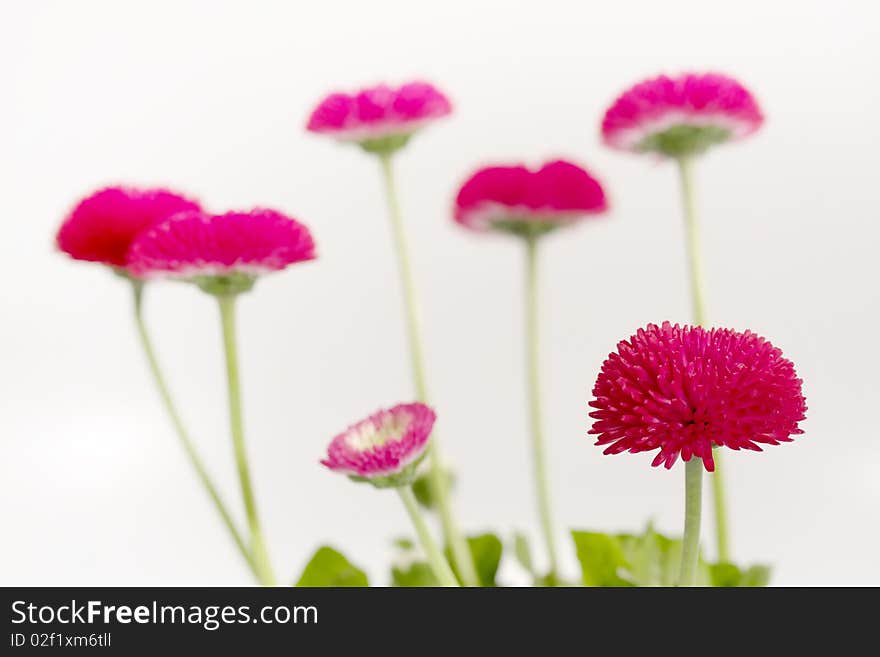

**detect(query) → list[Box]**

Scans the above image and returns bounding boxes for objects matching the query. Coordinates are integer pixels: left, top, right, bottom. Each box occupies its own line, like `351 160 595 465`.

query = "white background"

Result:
1 0 878 586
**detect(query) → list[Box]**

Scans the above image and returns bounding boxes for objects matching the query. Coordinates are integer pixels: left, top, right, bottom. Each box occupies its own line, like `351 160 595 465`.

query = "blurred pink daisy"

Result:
454 160 608 235
588 322 806 472
601 73 764 157
56 186 201 269
306 81 452 153
127 209 316 292
322 403 436 488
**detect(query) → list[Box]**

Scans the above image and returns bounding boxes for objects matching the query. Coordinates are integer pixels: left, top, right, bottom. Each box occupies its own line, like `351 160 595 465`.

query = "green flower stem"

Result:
398 486 460 587
676 155 731 562
217 294 276 586
676 156 707 327
710 455 730 562
131 281 256 576
524 233 560 583
678 458 703 586
377 151 479 588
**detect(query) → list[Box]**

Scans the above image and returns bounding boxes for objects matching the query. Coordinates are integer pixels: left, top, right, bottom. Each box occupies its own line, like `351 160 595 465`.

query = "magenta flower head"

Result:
127 208 316 295
601 73 764 157
588 322 806 472
454 160 608 236
56 186 201 271
306 81 452 155
322 402 436 488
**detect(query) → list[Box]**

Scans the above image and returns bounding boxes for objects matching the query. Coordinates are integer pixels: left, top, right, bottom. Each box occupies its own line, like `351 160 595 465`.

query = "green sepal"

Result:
112 267 138 282
492 218 561 238
359 133 412 155
637 124 732 157
193 272 257 296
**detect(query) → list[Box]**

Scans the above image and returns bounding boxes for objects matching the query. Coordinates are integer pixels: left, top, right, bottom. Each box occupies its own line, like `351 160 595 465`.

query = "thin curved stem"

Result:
131 281 255 575
524 233 560 583
377 152 479 587
676 156 731 562
217 294 276 586
398 486 459 587
678 458 703 586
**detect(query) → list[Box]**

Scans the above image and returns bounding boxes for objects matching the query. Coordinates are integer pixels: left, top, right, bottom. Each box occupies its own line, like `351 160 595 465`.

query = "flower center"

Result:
347 414 411 451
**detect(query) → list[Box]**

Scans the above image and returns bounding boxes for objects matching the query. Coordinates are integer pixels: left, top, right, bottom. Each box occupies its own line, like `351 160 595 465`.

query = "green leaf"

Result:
617 525 691 587
618 532 658 586
708 562 741 587
571 531 634 587
513 532 535 576
392 533 503 587
390 536 439 586
392 561 438 587
449 534 503 587
411 469 455 509
741 565 771 587
573 526 768 587
295 546 368 587
573 525 713 587
709 562 771 587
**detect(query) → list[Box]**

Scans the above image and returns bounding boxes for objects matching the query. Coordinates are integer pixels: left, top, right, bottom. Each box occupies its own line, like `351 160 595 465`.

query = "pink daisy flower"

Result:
454 160 608 235
588 322 806 472
126 209 316 292
306 81 452 153
601 73 764 157
322 403 436 488
56 186 201 269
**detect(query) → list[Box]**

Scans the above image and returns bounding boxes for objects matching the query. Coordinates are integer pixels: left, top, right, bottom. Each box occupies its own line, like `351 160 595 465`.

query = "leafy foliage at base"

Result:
295 528 770 587
571 526 770 587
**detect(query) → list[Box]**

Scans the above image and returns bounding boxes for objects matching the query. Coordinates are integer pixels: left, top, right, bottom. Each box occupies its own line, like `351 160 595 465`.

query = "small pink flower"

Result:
321 403 436 487
589 322 806 472
56 186 201 268
454 160 608 234
126 209 316 286
306 81 452 151
601 73 764 156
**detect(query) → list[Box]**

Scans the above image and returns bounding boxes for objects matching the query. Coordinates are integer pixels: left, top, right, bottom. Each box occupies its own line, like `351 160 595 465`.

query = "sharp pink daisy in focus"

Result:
126 209 316 294
56 186 201 269
589 322 806 472
601 73 764 157
454 160 608 235
306 81 452 154
322 403 436 488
